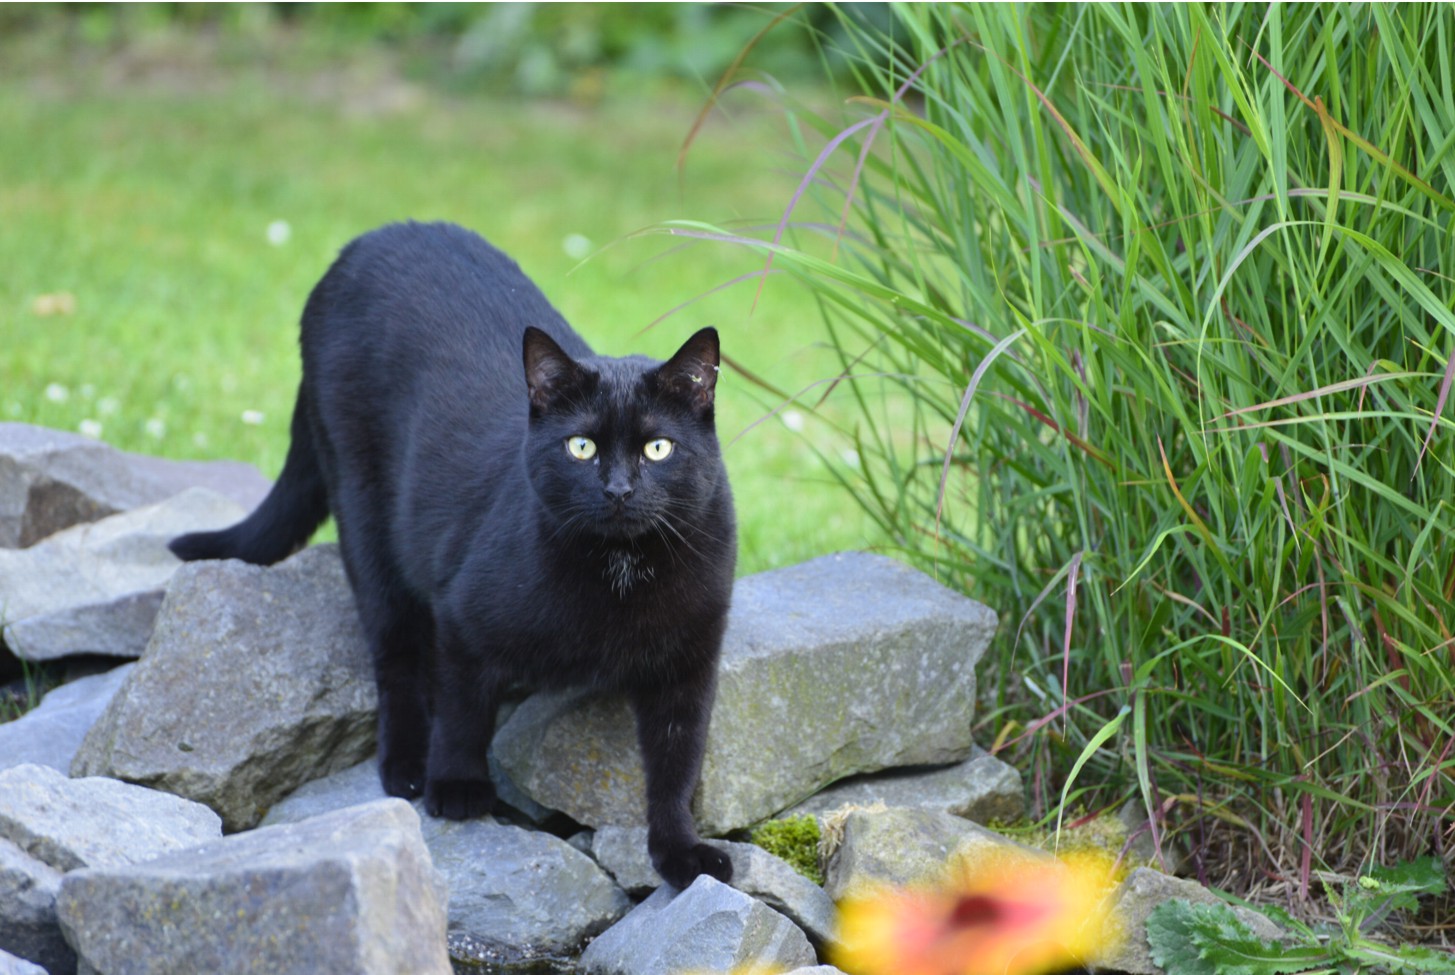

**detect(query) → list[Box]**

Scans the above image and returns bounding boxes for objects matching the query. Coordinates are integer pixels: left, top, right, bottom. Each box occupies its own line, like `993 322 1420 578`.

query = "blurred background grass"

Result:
0 2 880 576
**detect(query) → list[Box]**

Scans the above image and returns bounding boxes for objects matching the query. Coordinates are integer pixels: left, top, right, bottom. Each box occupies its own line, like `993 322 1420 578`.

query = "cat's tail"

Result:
169 384 330 566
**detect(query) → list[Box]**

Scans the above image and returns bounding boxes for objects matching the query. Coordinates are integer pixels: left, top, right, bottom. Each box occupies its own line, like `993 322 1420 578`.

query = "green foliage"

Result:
1146 900 1325 975
0 3 863 96
1148 859 1452 975
690 1 1455 888
749 815 824 885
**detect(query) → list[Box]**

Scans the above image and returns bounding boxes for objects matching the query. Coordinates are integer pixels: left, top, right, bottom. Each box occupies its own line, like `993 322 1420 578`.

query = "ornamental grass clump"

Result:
681 3 1455 928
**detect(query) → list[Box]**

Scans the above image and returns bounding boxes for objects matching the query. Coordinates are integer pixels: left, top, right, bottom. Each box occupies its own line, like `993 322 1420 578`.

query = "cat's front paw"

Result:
378 753 425 800
424 777 495 820
655 841 733 890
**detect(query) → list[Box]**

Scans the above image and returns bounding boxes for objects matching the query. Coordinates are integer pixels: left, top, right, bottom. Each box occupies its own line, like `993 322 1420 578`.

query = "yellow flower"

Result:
833 849 1123 975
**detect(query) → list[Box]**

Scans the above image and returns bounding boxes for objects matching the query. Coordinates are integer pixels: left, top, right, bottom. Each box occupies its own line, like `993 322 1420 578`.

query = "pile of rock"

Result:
0 423 1249 975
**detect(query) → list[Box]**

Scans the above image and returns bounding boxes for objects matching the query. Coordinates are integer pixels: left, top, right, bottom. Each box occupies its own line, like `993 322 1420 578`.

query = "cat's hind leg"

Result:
337 534 434 800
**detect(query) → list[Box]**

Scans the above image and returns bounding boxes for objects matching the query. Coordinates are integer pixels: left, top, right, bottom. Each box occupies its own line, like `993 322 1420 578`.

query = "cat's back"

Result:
304 221 591 376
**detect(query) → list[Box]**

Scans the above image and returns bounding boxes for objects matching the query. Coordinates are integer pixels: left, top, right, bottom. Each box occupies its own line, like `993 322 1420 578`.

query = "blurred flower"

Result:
97 396 120 417
781 409 805 433
267 220 292 246
31 292 76 316
841 448 861 469
78 419 102 439
240 409 264 425
562 233 592 259
833 850 1122 975
144 418 166 439
44 383 70 403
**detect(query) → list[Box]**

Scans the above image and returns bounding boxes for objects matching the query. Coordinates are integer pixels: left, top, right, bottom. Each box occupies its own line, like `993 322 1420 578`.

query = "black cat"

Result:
171 221 736 888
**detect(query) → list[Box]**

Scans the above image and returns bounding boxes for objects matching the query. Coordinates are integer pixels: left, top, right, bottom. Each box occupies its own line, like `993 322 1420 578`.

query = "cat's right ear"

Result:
523 327 585 415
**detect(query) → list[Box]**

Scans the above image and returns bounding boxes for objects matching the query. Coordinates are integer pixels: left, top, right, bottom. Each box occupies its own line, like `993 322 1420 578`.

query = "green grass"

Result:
688 2 1455 925
0 25 875 576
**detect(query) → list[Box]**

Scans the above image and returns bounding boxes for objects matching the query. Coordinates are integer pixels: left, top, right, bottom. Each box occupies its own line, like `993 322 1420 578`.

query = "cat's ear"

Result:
656 327 720 415
523 327 585 414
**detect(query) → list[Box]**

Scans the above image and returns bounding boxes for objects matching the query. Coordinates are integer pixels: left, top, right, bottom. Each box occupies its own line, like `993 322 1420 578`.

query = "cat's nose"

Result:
603 474 634 503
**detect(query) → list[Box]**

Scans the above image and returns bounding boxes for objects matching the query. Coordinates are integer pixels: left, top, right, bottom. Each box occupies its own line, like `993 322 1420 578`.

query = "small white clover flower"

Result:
781 409 805 433
240 409 264 426
144 418 166 439
562 233 592 260
78 419 102 438
840 448 861 469
267 220 292 246
44 383 69 403
97 396 120 417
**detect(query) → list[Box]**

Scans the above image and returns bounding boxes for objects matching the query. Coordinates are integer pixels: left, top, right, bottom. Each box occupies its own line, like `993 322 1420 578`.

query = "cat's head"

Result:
521 327 728 544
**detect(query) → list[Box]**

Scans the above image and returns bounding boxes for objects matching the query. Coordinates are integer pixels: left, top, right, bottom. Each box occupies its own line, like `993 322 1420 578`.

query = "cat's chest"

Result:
601 548 656 598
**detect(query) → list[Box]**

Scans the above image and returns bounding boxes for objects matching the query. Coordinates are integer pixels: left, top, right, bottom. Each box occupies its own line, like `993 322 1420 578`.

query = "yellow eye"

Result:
643 438 674 462
566 436 597 460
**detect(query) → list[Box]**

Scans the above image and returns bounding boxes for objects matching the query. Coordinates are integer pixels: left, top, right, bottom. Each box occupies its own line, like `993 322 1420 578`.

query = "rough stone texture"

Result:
71 544 378 831
0 947 48 975
1098 867 1287 975
261 761 628 963
585 827 833 943
822 807 1043 901
579 875 816 975
588 825 660 898
0 764 222 872
427 818 630 966
784 747 1024 826
0 665 134 773
722 840 837 946
0 838 72 975
0 488 245 661
496 552 998 835
259 750 553 832
0 422 269 549
56 799 451 975
258 757 390 829
785 969 847 975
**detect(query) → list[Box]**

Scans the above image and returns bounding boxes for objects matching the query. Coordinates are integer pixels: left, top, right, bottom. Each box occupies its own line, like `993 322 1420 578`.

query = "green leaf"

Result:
1146 900 1330 975
1345 942 1455 974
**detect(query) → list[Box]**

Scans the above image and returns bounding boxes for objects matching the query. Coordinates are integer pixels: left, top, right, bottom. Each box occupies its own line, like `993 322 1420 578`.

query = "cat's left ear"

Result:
656 327 720 416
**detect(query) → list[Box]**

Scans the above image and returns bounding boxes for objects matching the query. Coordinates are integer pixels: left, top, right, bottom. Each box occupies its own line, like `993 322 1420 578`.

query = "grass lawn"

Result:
0 27 877 576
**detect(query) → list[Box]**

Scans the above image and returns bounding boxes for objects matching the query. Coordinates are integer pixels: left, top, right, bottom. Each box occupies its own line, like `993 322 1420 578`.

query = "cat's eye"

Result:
566 436 597 461
643 438 674 462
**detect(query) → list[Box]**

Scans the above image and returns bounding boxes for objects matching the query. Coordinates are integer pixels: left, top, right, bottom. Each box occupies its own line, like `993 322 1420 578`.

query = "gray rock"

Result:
0 422 269 549
496 552 997 835
822 807 1041 901
259 749 554 831
579 875 816 975
261 760 628 962
785 969 847 975
0 665 134 773
589 825 659 897
0 488 245 661
56 798 451 975
722 840 837 946
71 544 378 831
0 763 222 872
784 747 1024 826
428 818 630 966
258 756 389 828
1098 868 1287 975
0 946 48 975
587 824 835 941
0 837 72 975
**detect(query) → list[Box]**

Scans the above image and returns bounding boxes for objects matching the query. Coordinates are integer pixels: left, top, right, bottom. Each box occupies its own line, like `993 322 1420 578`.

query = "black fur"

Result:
171 221 736 888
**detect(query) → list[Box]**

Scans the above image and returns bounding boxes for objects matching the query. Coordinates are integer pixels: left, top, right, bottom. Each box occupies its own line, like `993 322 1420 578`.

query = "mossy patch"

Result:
749 814 823 885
